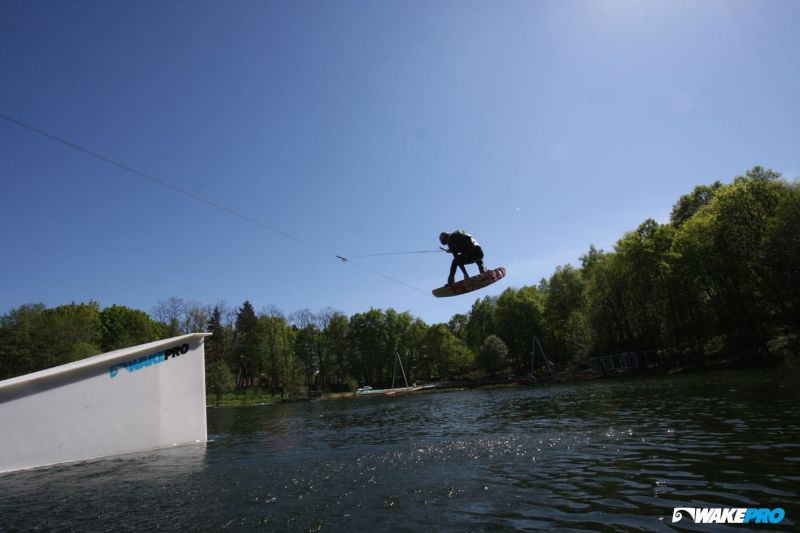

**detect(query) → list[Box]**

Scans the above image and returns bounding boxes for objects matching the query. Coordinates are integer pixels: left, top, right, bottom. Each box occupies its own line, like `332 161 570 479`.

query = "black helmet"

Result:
439 232 449 245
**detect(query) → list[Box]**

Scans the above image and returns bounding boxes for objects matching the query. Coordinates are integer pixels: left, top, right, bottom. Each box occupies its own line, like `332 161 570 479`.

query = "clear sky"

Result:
1 0 798 325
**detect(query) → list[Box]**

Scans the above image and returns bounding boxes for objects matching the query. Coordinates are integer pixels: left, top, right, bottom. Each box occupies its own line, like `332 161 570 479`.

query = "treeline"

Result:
1 167 797 395
203 304 475 399
0 299 477 397
0 303 165 379
574 166 798 364
423 166 797 375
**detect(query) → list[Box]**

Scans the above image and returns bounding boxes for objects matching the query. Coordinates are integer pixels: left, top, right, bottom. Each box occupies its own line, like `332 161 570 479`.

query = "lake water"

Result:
1 368 799 531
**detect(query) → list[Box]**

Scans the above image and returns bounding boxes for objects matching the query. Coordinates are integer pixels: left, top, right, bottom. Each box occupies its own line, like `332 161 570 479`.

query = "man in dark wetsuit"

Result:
439 230 486 285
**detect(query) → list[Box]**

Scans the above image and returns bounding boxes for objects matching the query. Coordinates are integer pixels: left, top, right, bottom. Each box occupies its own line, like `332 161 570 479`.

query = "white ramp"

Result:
0 333 209 474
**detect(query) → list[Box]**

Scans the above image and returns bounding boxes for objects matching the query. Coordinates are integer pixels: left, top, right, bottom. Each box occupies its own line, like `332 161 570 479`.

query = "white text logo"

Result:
672 507 785 524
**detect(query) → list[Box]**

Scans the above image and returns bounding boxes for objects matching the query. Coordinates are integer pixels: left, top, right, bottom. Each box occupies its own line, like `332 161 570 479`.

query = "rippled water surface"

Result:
2 368 799 531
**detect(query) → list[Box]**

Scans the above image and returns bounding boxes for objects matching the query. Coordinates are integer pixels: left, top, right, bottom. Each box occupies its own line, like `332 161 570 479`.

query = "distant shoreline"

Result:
208 355 796 407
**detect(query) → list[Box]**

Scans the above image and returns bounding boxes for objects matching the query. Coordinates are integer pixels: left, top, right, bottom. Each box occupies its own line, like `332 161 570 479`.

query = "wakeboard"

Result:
432 267 506 298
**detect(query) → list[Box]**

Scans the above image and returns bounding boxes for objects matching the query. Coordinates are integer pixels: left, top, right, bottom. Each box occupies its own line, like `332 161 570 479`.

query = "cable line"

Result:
0 112 443 301
337 250 443 262
0 112 338 258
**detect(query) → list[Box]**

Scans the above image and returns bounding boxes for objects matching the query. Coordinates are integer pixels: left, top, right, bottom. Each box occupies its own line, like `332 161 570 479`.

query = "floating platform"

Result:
0 333 209 474
355 384 435 397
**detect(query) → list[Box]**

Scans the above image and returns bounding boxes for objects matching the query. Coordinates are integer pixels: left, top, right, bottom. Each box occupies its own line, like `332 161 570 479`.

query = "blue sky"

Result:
1 0 798 325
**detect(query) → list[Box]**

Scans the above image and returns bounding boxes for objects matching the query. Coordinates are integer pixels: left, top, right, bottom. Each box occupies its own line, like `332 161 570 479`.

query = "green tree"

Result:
205 305 227 364
495 287 544 373
670 204 720 358
30 302 102 371
348 308 389 385
762 179 800 330
543 264 589 364
448 313 469 342
206 359 235 407
291 308 320 392
321 309 350 390
477 334 508 377
234 300 260 388
404 317 430 382
99 305 159 352
183 303 209 334
259 306 291 396
614 219 675 350
385 309 421 382
684 167 786 356
0 303 46 379
464 296 497 355
670 181 723 227
582 246 637 355
424 323 474 378
48 303 100 365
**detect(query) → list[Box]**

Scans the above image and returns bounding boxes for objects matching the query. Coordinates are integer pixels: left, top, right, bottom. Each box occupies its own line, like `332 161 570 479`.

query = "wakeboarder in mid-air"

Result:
433 230 505 298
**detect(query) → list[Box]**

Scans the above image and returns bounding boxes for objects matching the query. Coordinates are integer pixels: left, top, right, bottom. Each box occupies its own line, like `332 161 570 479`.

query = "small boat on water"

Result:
355 384 434 397
355 350 435 397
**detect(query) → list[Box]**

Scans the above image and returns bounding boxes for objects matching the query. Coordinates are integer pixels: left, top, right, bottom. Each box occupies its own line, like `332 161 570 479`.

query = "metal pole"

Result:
391 350 397 389
534 336 556 379
397 349 409 388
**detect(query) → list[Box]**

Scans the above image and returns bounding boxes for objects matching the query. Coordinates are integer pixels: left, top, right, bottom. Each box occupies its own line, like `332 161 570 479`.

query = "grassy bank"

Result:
207 389 281 408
